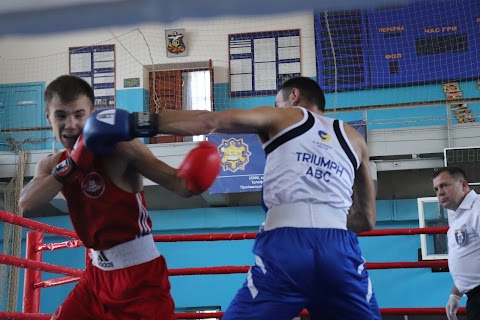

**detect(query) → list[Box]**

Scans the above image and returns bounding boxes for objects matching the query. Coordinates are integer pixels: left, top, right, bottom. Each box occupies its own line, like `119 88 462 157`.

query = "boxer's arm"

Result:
83 107 287 154
157 106 284 136
83 109 215 153
157 106 300 145
125 140 186 194
344 124 376 233
19 153 64 212
19 135 94 212
117 139 219 196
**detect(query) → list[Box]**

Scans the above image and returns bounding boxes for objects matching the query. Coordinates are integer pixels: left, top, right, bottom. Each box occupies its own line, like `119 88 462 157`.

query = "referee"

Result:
433 166 480 320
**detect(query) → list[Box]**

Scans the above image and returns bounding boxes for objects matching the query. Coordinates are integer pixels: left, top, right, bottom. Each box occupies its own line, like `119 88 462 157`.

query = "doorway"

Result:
148 60 213 144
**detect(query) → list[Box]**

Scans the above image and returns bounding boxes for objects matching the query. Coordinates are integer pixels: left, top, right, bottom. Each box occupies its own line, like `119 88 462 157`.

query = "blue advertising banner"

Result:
207 120 367 194
208 133 265 194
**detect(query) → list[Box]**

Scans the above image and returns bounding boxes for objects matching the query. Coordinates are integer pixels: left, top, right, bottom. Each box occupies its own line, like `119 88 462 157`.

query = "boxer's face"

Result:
46 94 93 151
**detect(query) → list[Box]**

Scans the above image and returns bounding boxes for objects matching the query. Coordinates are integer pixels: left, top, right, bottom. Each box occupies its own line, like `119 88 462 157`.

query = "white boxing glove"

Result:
446 294 461 320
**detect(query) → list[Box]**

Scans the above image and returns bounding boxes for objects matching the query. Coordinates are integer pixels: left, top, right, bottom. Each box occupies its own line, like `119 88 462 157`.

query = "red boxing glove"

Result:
52 134 95 184
178 141 221 194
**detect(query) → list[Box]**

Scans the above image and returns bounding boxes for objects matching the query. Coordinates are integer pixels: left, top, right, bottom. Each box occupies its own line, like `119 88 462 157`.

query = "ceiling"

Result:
0 0 426 36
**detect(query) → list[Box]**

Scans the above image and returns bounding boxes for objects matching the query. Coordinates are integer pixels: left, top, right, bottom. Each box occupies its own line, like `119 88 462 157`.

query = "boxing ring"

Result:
0 209 466 319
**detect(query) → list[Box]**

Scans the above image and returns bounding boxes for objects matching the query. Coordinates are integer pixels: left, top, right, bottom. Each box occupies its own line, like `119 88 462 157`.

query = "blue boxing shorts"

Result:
222 227 381 320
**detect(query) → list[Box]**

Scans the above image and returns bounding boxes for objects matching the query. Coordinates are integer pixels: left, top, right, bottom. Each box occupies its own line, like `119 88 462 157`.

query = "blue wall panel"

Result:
115 88 148 112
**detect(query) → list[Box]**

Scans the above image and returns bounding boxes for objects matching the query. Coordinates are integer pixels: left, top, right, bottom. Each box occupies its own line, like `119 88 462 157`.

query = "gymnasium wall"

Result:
1 9 478 146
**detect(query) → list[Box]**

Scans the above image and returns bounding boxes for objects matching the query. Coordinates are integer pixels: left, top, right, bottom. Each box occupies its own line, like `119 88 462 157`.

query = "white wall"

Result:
0 11 316 88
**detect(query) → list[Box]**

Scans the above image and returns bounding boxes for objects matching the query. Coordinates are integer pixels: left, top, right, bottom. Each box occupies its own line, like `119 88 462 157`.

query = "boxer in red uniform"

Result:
19 75 220 320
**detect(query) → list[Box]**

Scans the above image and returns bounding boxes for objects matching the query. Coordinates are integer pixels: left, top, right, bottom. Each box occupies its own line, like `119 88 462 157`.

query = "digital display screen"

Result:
416 34 468 56
444 147 480 184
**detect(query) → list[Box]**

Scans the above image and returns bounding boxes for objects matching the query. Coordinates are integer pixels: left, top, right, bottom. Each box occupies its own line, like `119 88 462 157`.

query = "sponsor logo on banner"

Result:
208 133 264 194
219 137 252 172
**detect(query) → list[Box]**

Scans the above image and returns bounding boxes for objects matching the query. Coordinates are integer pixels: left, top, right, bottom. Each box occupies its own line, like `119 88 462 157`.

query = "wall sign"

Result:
69 44 115 108
124 77 140 88
229 29 300 98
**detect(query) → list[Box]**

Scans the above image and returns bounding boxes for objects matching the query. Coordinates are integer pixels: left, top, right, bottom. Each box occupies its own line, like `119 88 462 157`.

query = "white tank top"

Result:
261 107 359 214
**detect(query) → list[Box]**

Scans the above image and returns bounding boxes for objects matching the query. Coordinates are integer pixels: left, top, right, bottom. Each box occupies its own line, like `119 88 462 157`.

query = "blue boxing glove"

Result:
83 108 158 154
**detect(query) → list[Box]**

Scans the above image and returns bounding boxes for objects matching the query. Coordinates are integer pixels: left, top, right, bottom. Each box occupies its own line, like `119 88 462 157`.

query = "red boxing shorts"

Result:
51 255 175 320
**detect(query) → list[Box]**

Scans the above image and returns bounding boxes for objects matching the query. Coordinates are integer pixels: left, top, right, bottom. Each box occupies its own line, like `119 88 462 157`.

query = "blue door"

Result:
0 82 48 151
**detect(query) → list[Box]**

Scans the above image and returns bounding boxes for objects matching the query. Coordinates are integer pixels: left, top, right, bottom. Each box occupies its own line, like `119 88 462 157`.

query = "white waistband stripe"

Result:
264 203 347 231
90 234 160 271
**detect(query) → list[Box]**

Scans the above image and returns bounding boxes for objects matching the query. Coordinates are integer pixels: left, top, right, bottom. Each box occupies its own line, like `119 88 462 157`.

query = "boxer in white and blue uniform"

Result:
141 76 381 319
238 105 381 319
184 76 381 320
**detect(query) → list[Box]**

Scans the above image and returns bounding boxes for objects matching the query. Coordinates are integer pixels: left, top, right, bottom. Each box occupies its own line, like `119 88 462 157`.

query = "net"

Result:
0 150 26 311
0 0 479 151
0 0 479 314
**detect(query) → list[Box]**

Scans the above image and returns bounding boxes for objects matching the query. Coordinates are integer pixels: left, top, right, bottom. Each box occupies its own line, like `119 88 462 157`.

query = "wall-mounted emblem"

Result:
165 28 187 57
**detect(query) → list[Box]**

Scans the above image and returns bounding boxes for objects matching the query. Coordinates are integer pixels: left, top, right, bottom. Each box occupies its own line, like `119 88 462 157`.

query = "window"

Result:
182 70 212 142
417 197 448 260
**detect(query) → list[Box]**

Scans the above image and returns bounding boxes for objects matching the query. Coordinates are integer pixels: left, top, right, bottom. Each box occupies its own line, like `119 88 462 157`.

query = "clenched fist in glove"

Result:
178 141 221 194
446 294 461 320
83 108 158 154
51 134 94 184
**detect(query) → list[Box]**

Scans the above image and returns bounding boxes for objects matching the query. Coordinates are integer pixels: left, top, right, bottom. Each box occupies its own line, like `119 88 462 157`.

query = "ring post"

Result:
22 231 43 313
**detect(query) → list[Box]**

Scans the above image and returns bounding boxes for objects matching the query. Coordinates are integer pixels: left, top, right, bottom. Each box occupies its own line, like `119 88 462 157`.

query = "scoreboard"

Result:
315 0 480 91
444 147 480 184
368 0 480 86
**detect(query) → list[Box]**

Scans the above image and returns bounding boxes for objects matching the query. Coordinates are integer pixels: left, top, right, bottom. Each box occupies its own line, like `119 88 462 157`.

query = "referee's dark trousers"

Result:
466 285 480 320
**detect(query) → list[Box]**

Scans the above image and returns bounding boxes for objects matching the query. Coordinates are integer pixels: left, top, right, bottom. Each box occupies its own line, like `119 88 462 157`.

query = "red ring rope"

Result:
0 210 77 238
0 209 457 319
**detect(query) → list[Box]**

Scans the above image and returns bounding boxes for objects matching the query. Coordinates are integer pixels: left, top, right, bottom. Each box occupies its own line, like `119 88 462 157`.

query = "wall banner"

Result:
208 133 265 194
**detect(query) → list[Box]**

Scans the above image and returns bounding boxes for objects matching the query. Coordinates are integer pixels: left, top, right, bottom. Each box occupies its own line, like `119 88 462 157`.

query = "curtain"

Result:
182 70 211 141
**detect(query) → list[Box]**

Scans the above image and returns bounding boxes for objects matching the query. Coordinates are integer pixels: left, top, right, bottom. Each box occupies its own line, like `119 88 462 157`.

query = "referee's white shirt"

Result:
447 190 480 294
